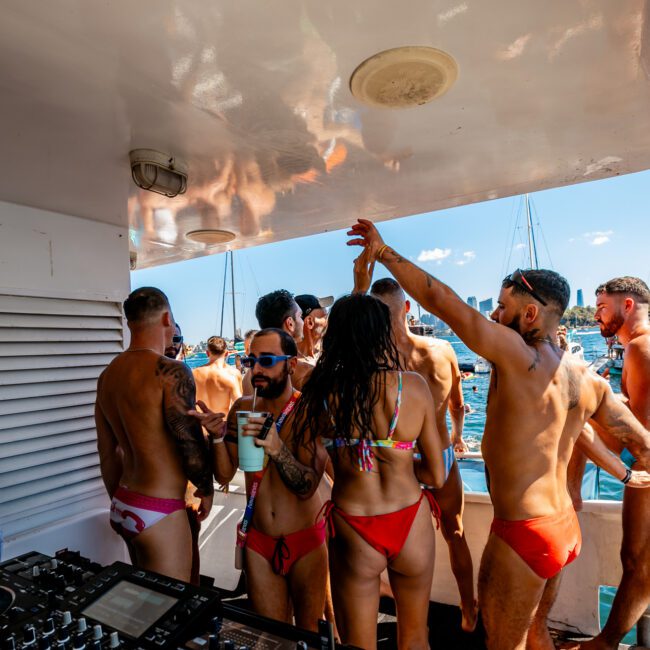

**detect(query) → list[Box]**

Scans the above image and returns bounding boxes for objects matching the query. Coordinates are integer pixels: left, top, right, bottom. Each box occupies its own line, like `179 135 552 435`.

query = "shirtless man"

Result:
574 276 650 649
295 294 333 363
191 328 329 630
95 287 214 583
242 290 312 393
347 219 650 649
192 335 242 413
367 275 477 632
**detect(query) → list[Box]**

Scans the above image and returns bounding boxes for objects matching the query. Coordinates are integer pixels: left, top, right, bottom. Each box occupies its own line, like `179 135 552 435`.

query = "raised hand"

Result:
353 247 375 294
347 219 386 260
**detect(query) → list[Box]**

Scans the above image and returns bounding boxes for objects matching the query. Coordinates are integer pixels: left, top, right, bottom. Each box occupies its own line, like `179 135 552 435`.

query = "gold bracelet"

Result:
376 244 389 261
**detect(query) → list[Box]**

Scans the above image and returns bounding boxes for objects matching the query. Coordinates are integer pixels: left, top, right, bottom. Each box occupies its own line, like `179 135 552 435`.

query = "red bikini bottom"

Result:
490 507 582 579
322 490 440 562
246 518 327 576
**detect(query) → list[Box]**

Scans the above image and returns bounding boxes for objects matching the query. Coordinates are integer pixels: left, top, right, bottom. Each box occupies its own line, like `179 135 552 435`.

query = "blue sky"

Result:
132 170 650 343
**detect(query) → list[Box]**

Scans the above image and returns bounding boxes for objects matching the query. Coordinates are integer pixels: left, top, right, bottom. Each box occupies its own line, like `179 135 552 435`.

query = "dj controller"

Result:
0 550 341 649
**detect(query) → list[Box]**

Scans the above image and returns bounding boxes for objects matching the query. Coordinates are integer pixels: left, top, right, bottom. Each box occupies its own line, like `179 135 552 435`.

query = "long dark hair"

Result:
297 293 401 446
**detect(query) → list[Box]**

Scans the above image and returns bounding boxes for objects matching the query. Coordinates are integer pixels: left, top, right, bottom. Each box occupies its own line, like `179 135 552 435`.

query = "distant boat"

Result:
474 357 491 374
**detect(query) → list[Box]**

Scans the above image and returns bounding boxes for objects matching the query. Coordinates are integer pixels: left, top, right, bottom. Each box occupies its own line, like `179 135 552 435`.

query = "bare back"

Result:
325 371 443 516
404 335 460 448
96 350 201 499
483 343 603 519
193 363 242 414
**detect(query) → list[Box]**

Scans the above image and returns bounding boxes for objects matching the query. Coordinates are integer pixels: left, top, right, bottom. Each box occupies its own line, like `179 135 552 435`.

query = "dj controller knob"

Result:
88 642 101 650
210 615 223 634
208 634 219 650
61 612 73 627
31 566 40 580
50 559 59 570
107 632 120 648
296 643 308 650
37 638 52 650
223 641 235 650
91 625 103 641
76 618 87 634
22 625 37 645
71 636 86 650
42 618 56 637
3 636 17 650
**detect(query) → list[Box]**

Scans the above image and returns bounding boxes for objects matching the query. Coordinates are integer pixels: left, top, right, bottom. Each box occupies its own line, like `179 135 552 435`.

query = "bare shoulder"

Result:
401 369 430 394
627 334 650 365
155 355 194 386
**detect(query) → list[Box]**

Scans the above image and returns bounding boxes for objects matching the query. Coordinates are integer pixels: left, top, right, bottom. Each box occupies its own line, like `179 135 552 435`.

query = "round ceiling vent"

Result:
185 229 236 245
350 46 458 109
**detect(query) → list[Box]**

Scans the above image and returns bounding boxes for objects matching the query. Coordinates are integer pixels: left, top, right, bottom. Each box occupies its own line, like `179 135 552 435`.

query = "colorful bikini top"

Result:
323 372 415 472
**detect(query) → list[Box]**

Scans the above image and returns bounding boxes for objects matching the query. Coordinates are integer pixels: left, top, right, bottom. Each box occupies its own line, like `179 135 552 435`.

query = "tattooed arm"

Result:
249 413 327 499
158 357 214 497
590 377 650 471
347 219 524 365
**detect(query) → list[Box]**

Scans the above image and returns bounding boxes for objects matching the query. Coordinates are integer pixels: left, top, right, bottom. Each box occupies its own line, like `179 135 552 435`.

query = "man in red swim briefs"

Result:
348 220 650 650
95 287 215 583
192 328 329 632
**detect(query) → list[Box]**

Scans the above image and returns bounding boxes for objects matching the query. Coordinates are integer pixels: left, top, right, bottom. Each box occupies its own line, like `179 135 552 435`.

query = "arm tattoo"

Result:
269 442 315 497
156 358 214 496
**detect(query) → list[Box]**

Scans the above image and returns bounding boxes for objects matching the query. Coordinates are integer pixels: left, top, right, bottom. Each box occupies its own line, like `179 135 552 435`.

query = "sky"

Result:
132 170 650 343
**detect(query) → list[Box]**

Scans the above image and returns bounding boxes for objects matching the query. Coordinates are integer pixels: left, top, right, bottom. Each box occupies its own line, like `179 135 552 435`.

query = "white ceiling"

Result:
1 1 649 268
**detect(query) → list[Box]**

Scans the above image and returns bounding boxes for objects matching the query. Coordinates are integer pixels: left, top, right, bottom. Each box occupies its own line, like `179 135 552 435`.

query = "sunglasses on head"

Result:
505 269 548 306
241 354 293 369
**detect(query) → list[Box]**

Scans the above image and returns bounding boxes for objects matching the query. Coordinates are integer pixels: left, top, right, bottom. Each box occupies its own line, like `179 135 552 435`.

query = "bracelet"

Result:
621 468 632 484
376 244 389 261
211 435 225 445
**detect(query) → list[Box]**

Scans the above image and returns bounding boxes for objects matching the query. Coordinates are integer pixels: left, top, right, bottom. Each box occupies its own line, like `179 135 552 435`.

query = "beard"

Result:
599 311 625 338
504 314 522 334
253 371 290 399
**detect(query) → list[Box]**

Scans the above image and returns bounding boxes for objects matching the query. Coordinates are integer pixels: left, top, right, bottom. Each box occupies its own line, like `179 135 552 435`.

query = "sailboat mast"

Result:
230 250 237 340
525 194 538 269
219 253 228 337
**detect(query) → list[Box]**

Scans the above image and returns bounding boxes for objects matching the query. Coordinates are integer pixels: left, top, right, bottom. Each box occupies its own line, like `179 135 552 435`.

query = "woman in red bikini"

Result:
297 293 445 649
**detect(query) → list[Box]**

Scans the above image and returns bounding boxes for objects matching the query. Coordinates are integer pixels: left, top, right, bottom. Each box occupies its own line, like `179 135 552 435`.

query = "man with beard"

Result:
347 219 650 649
571 277 650 649
191 328 329 630
242 290 313 393
295 294 333 363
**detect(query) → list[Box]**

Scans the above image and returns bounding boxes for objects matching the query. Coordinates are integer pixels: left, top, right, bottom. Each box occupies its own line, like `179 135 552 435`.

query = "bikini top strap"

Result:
387 372 402 440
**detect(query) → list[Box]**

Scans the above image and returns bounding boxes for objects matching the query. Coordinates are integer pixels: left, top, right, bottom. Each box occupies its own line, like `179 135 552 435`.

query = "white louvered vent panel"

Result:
0 293 123 540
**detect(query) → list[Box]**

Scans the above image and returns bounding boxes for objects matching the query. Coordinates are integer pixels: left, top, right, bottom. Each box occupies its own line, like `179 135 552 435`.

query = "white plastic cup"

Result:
236 411 267 471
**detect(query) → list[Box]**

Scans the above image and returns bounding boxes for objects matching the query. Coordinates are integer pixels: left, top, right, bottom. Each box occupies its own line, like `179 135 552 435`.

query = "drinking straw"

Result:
252 387 258 412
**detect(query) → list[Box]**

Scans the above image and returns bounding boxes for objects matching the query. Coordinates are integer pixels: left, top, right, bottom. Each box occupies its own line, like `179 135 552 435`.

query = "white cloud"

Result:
418 248 452 263
591 235 610 246
515 243 527 249
582 230 613 246
456 251 476 266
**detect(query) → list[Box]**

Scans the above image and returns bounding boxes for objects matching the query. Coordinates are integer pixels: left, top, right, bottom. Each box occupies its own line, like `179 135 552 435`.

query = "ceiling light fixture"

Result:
350 46 458 109
185 229 237 245
129 149 188 197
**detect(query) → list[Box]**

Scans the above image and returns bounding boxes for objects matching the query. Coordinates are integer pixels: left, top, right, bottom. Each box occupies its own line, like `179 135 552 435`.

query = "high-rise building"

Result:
467 296 478 309
576 289 584 308
479 298 494 314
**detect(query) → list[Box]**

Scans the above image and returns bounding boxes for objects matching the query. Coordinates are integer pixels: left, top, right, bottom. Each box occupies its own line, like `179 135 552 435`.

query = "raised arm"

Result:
590 377 650 472
157 357 214 499
95 380 122 499
347 219 523 364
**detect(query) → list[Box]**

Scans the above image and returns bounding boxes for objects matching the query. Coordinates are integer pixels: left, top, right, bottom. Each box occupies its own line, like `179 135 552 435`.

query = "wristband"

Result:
211 435 225 445
376 244 389 261
621 468 632 484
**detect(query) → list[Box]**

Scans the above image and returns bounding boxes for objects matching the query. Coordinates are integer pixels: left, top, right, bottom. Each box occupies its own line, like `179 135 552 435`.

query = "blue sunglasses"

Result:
241 354 293 369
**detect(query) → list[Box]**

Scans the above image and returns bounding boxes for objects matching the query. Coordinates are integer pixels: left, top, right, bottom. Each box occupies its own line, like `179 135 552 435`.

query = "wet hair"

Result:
255 290 297 329
253 328 298 357
370 277 405 301
596 277 650 305
207 336 227 356
297 293 401 448
502 269 570 317
244 329 259 341
123 287 170 323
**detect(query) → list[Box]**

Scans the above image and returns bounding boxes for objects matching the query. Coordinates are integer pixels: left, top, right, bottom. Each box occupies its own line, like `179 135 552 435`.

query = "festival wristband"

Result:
211 436 225 445
621 468 632 484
